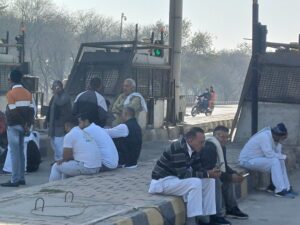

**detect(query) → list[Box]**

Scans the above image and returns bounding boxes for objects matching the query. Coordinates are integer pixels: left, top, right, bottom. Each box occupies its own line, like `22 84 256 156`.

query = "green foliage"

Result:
186 31 214 55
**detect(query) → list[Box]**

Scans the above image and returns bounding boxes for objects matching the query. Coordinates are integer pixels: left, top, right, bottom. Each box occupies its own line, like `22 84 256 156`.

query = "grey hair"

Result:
124 78 136 89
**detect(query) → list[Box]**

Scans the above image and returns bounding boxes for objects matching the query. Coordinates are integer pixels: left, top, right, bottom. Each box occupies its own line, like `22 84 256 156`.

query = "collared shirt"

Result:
12 84 22 89
187 143 193 157
151 138 209 180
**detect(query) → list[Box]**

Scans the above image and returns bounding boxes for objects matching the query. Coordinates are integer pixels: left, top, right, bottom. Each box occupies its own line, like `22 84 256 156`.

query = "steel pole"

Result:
169 0 183 124
5 31 9 54
120 13 124 39
251 0 259 135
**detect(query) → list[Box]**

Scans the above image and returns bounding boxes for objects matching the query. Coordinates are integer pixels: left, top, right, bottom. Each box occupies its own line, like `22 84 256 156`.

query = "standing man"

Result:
105 106 142 168
112 78 147 125
239 123 296 198
201 126 248 225
149 127 220 225
1 70 35 187
45 80 72 162
73 77 108 127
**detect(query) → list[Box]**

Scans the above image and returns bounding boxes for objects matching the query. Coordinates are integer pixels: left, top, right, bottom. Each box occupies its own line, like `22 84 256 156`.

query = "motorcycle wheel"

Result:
205 110 213 116
191 106 198 117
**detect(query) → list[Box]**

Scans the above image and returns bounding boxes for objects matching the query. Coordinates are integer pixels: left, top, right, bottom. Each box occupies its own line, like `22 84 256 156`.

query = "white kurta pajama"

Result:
239 127 291 193
149 176 216 217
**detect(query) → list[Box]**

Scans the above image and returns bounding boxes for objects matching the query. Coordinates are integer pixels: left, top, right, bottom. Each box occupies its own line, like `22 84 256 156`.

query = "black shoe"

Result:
266 184 275 193
288 187 298 196
274 190 295 199
198 221 212 225
1 181 19 187
210 216 231 225
18 180 26 185
226 207 249 220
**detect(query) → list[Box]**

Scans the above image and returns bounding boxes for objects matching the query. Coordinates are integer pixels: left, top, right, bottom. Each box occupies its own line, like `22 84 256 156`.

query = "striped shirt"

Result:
151 138 209 180
6 84 35 126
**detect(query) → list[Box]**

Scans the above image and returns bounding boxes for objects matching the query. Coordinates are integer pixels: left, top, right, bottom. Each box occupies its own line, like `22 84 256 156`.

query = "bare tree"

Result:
187 31 214 55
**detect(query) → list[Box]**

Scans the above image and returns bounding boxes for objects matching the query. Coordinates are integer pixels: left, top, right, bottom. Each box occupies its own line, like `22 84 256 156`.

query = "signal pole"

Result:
20 21 25 63
120 13 127 39
169 0 183 124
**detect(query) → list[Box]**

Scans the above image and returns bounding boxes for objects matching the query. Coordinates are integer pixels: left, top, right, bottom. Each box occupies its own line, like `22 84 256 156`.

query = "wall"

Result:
234 101 300 146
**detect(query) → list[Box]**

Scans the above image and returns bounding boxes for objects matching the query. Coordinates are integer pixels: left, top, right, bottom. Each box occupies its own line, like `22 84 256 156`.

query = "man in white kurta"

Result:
239 123 295 198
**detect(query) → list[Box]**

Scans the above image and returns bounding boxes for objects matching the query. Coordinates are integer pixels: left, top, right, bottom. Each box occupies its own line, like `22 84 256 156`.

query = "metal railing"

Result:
185 95 239 106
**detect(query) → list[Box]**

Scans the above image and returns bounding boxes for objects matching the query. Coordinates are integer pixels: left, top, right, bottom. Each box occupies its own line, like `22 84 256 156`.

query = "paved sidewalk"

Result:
0 140 170 195
0 159 183 225
230 169 300 225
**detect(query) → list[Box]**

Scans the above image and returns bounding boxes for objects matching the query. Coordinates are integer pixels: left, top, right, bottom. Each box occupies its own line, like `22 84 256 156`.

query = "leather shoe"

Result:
1 181 19 187
18 180 26 185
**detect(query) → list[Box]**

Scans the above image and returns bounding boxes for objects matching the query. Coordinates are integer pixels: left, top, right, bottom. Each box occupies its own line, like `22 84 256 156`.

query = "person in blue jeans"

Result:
1 70 35 187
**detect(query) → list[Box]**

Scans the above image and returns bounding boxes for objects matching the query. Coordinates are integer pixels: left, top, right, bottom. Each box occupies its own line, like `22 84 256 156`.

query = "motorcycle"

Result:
191 96 213 117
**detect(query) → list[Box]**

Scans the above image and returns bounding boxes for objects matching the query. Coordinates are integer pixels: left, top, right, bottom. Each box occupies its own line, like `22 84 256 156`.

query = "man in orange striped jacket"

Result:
1 70 35 187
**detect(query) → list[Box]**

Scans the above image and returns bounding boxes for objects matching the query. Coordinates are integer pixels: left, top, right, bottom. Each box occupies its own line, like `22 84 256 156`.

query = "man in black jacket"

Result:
73 77 108 127
105 107 142 168
201 126 248 224
149 127 221 225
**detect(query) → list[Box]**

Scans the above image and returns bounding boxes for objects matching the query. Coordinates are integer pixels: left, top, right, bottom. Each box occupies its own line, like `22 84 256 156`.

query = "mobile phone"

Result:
242 173 250 177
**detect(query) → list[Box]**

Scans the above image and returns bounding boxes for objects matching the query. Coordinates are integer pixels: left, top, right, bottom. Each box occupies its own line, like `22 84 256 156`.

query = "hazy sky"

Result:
53 0 300 50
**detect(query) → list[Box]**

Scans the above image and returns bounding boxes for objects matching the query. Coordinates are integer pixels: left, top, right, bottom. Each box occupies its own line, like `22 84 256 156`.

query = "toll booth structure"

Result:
232 1 300 152
65 40 172 128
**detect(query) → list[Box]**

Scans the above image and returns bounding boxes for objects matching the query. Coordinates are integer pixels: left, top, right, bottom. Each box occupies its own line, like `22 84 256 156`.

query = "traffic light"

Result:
153 40 164 57
15 34 24 51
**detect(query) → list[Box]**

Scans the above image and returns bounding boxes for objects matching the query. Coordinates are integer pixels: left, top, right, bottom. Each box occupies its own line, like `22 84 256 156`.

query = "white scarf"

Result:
123 92 148 112
206 136 226 172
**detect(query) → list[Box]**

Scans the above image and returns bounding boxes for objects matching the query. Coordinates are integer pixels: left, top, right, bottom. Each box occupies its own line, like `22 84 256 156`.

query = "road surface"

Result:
185 104 238 124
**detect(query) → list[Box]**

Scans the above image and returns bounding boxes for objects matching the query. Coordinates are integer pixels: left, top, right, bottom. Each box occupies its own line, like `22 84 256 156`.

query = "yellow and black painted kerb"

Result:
112 198 186 225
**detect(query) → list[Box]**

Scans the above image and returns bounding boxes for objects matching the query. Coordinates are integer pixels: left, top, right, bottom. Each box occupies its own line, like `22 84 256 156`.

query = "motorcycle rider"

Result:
198 88 211 110
209 86 217 110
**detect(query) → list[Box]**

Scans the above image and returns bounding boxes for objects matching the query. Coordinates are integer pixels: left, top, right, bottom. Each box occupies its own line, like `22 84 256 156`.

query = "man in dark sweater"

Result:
105 107 142 168
149 127 221 225
201 126 248 224
45 80 72 161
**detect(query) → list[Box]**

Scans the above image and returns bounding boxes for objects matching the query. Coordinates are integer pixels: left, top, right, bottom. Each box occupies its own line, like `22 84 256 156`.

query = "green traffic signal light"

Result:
154 48 162 56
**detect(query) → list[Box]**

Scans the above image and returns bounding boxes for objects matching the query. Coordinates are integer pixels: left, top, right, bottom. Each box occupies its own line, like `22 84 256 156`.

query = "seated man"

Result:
49 116 102 181
81 113 119 170
105 107 142 168
149 127 220 225
112 78 147 126
3 131 41 173
239 123 296 198
201 126 248 225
